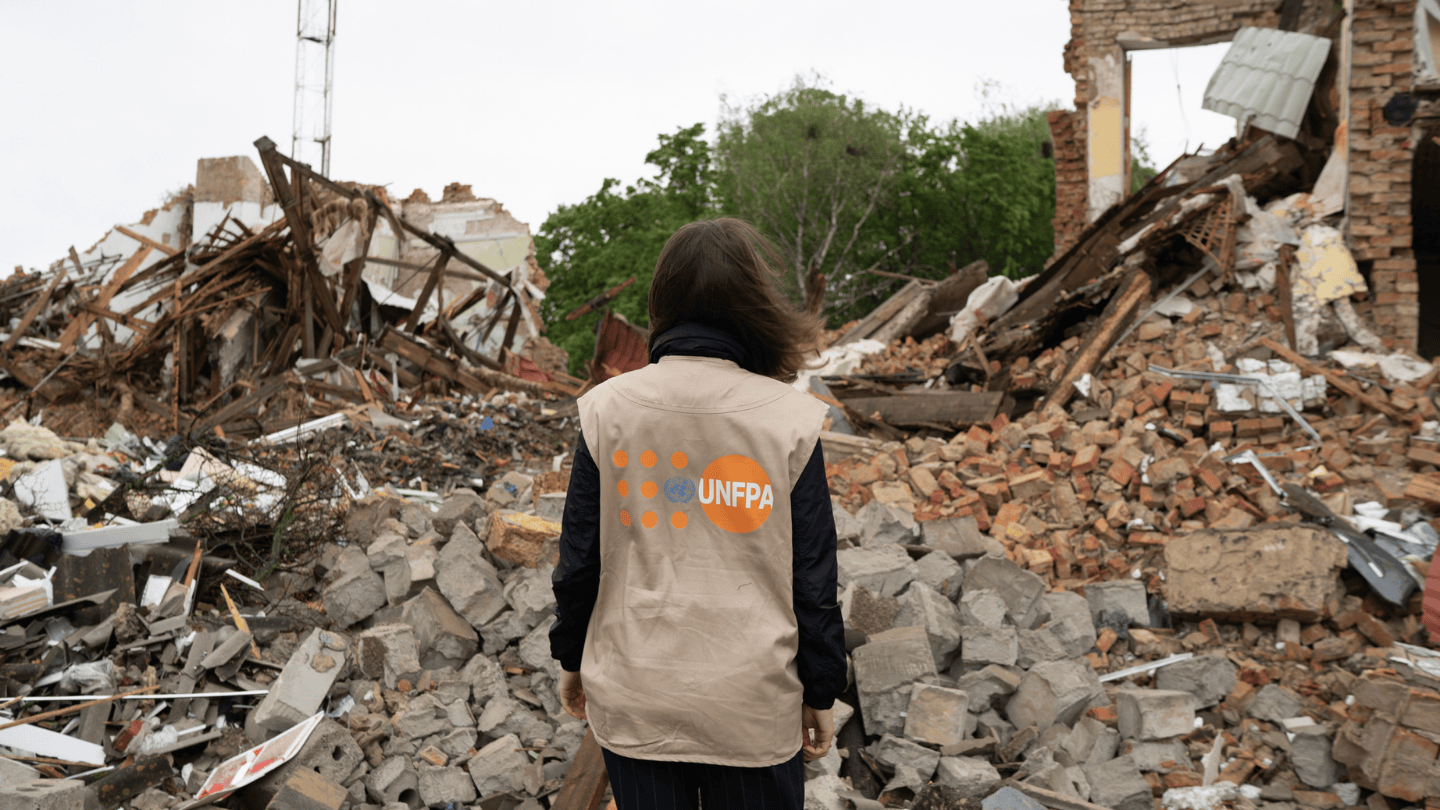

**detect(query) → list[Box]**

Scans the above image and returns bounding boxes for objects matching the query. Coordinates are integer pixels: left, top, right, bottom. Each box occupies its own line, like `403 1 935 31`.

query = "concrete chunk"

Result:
356 624 422 690
1125 739 1189 773
1015 627 1069 669
857 500 922 547
914 551 965 602
958 589 1008 629
0 780 99 810
869 734 939 782
1154 653 1237 709
1040 591 1098 657
431 491 487 538
1082 755 1151 810
904 683 970 747
502 563 557 631
417 764 476 806
1163 525 1348 622
1117 689 1196 740
852 625 937 736
263 768 346 810
895 582 963 669
364 757 419 807
1006 659 1103 730
922 515 1003 559
252 629 349 732
1083 580 1149 628
935 756 1002 799
961 626 1018 668
1247 683 1305 724
980 785 1044 810
964 556 1047 629
837 544 917 598
400 587 479 671
322 547 386 629
468 734 528 796
435 526 507 628
1290 724 1340 788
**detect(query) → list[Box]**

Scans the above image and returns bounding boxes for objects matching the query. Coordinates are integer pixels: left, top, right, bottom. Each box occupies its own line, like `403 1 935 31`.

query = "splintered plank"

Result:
1044 268 1152 418
552 729 609 810
58 245 154 352
2 268 67 353
1404 474 1440 506
841 391 1005 427
115 225 179 256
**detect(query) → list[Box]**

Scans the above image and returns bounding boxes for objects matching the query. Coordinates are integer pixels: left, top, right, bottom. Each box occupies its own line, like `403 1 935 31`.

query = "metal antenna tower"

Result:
292 0 337 176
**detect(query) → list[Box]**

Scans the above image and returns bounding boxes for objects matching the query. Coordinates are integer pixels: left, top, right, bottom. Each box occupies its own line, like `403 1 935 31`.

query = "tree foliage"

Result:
714 78 908 311
534 124 721 377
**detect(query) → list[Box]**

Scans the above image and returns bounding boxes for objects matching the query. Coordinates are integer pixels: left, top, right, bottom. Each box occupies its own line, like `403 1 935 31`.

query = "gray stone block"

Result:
417 764 476 806
322 547 387 629
869 734 939 782
958 588 1008 629
804 773 849 810
922 515 1004 559
356 624 422 690
392 695 453 740
1290 724 1340 788
1083 580 1149 627
432 491 486 538
1116 689 1196 740
961 626 1018 668
837 545 917 598
535 492 567 521
365 757 420 808
1006 659 1103 730
468 733 528 796
0 780 98 810
964 556 1047 629
1125 739 1189 772
914 551 965 602
1016 627 1069 669
1154 653 1237 709
980 785 1045 810
1040 591 1098 657
856 500 921 547
1059 717 1118 769
896 582 963 670
502 563 557 631
400 587 479 671
252 629 350 732
435 525 507 628
954 664 1021 712
904 683 970 747
936 756 1002 799
0 756 40 786
1248 683 1305 724
852 625 938 736
1083 755 1151 810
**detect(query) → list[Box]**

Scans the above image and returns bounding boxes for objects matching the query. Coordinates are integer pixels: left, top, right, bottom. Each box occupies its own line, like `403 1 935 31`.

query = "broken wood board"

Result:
840 391 1004 428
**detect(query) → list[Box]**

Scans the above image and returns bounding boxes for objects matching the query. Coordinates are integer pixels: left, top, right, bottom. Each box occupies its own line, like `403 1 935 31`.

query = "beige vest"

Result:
576 355 830 766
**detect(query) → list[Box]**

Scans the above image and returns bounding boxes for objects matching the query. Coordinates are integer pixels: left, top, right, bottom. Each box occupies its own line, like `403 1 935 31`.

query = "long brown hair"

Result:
648 218 825 384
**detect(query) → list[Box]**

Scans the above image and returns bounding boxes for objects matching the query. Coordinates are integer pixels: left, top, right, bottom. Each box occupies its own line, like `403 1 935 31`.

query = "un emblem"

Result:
664 476 695 504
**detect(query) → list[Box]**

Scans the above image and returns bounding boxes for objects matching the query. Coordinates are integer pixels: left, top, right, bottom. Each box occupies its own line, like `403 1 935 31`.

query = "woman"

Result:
549 218 848 809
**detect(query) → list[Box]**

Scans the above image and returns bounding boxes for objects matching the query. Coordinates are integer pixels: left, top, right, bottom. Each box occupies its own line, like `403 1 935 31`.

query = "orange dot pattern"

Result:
640 480 658 499
613 447 696 530
641 511 658 528
640 450 657 468
670 512 688 528
619 510 631 526
617 480 628 497
613 451 628 467
671 451 688 468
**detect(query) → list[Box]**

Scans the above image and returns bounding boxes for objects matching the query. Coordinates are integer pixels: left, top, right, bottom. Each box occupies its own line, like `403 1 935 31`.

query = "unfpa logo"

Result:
612 450 773 533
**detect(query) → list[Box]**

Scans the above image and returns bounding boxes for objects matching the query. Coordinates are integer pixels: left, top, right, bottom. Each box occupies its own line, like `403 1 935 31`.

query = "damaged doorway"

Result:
1127 43 1238 177
1416 128 1440 359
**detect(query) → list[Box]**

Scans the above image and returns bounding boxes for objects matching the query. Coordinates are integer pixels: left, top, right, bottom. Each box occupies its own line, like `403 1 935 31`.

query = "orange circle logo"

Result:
640 450 657 468
698 454 774 533
671 451 688 468
620 510 631 526
613 451 628 467
640 481 658 499
671 512 688 528
617 480 628 497
641 511 658 528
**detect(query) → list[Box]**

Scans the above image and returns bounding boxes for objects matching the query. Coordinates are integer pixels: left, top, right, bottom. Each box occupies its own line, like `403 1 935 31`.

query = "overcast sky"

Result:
1 0 1238 272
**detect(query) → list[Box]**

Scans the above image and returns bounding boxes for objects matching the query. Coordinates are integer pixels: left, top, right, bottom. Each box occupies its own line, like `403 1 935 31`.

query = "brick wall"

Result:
1047 109 1088 256
1348 0 1419 351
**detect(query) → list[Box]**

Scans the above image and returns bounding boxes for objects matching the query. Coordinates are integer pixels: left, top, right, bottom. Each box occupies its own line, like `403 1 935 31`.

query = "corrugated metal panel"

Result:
1202 27 1332 140
590 309 650 383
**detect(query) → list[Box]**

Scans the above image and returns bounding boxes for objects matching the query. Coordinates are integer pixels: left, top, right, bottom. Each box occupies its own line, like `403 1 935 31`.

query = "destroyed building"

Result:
1046 0 1440 354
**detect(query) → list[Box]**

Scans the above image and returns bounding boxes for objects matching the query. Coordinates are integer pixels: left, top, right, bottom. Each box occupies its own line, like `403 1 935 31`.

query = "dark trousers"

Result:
600 747 804 810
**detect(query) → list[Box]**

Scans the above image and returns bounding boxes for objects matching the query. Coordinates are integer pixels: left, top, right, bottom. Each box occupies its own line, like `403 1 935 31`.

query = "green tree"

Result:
535 124 722 377
714 77 909 319
1130 126 1159 193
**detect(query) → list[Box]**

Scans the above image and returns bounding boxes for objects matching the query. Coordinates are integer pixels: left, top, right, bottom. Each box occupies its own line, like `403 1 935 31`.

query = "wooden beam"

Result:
2 269 67 353
565 276 637 321
1259 336 1416 426
840 391 1005 427
1043 268 1152 418
57 245 154 352
1276 245 1297 351
404 252 449 333
114 225 179 256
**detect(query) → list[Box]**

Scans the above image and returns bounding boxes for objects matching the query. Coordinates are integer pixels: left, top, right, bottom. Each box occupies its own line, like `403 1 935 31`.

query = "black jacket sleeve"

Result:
550 430 602 673
792 440 847 710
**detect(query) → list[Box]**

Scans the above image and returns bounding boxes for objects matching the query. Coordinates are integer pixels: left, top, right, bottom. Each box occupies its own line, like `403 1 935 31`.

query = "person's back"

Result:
549 218 847 809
